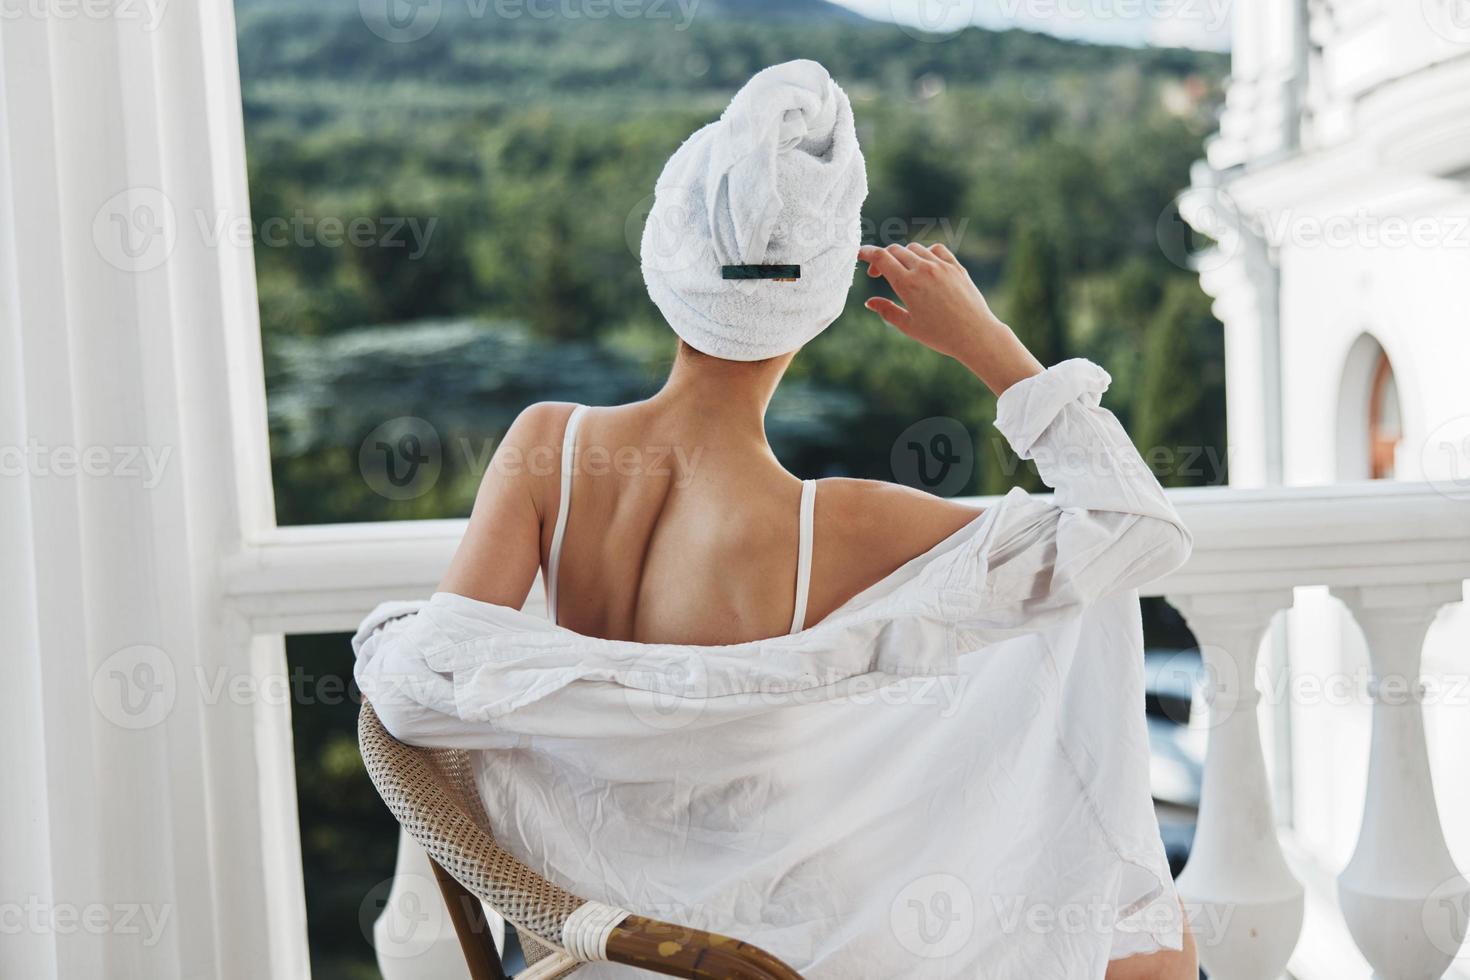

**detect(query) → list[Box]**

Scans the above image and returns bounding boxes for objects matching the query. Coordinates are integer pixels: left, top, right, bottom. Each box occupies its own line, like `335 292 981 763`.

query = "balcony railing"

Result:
225 480 1470 980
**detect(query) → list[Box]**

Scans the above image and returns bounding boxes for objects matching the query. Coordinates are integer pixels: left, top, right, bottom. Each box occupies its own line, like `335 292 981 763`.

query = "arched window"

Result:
1336 334 1403 482
1367 350 1401 480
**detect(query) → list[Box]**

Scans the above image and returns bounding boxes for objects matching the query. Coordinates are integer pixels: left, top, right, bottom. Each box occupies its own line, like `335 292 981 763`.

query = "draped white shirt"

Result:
353 359 1193 978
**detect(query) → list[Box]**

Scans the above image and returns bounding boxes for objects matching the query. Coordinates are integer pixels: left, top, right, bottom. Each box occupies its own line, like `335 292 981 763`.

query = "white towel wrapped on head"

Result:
640 59 868 361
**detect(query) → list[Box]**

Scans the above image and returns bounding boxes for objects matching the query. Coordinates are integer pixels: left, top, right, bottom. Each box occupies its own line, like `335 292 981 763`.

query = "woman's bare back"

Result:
531 400 983 645
433 241 1195 977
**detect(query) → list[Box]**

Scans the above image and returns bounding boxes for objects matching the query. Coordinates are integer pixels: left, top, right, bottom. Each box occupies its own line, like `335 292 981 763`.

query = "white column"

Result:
1169 591 1303 979
1331 584 1469 980
1184 164 1282 488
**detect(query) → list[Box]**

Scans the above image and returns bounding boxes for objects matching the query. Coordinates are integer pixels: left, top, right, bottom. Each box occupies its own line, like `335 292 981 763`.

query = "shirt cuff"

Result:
993 358 1112 459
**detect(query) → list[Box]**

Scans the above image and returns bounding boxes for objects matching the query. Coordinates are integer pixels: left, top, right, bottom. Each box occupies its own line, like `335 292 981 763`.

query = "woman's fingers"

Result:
883 242 920 270
861 241 952 276
864 296 911 331
929 242 959 265
860 246 916 333
905 242 938 262
858 244 903 280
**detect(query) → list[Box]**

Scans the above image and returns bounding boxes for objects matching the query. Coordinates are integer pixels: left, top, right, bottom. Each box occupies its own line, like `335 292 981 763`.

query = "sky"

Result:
828 0 1233 51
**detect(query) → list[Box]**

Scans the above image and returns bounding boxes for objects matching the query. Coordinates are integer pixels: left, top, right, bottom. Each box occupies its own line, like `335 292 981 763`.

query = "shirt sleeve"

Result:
947 359 1192 639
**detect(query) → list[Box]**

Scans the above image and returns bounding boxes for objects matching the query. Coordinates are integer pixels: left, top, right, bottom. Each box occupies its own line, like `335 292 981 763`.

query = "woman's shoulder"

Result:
504 400 583 446
814 477 982 538
505 400 658 445
804 478 984 622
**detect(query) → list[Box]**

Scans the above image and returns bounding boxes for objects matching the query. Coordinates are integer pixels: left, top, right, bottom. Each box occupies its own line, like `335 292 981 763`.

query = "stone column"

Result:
1331 584 1468 979
1168 591 1304 979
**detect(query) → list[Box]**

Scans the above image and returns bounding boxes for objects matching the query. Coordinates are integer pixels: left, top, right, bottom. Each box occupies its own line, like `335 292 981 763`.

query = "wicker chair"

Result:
358 700 803 979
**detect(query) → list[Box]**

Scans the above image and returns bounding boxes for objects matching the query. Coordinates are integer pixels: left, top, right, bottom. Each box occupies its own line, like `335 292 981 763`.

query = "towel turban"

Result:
640 60 868 361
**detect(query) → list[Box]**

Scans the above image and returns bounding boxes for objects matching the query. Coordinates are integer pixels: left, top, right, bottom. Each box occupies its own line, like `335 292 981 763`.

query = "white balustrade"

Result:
222 482 1470 980
1168 592 1303 980
1331 585 1470 980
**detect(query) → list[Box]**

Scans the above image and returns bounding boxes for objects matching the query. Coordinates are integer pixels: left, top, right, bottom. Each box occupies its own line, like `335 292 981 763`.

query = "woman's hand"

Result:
858 242 1043 396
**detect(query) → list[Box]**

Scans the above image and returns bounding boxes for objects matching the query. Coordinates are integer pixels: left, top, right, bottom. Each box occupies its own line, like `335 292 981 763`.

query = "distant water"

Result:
265 318 869 522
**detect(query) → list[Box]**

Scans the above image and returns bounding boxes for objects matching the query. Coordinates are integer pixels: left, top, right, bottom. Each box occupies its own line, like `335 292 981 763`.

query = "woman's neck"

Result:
645 345 793 453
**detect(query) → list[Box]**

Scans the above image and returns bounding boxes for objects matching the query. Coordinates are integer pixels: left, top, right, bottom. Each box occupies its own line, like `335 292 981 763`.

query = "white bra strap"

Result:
789 479 816 634
546 405 589 625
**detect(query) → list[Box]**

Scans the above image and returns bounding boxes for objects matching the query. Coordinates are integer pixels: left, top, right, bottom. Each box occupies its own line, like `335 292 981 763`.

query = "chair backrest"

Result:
357 700 582 971
358 699 805 980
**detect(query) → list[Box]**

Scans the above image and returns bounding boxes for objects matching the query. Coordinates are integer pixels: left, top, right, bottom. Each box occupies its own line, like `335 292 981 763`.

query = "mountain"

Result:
691 0 869 21
233 0 864 19
234 0 1224 96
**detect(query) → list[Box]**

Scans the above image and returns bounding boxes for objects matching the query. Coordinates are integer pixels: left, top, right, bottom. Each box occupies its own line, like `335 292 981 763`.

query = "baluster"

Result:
1168 591 1304 979
1331 584 1469 979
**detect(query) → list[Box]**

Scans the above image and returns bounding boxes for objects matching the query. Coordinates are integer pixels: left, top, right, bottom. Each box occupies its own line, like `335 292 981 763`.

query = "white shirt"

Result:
354 359 1193 978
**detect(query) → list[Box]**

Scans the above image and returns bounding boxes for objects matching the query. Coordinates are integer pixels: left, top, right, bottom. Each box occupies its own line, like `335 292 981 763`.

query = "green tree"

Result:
984 219 1071 493
1002 219 1069 366
1134 279 1227 487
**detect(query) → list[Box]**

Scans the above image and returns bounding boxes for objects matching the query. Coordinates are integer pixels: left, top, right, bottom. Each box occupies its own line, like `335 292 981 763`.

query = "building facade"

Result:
1188 3 1470 976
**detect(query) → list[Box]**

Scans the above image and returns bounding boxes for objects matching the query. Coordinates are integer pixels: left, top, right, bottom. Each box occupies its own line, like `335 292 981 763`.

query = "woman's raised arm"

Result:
859 241 1043 395
859 242 1192 624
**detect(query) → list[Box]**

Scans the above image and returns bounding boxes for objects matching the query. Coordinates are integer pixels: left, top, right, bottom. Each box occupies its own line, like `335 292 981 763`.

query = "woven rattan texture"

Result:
358 700 586 954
